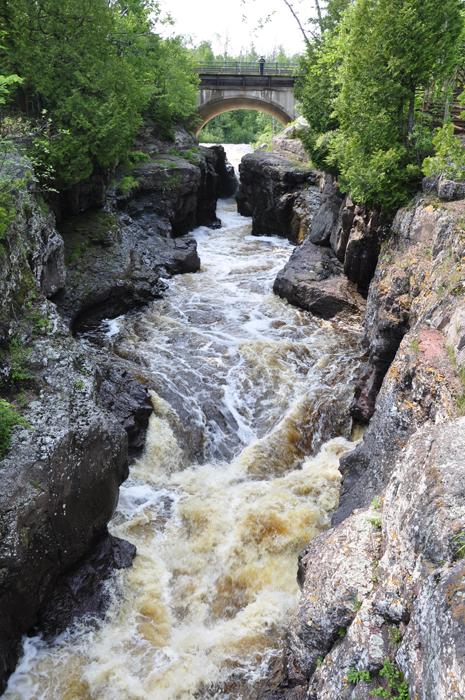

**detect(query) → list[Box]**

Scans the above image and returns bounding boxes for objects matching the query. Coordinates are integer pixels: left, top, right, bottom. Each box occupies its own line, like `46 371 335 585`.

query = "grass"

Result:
410 337 420 356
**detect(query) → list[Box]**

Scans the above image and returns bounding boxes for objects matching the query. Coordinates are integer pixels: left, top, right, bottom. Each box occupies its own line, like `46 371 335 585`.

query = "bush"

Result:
0 398 28 459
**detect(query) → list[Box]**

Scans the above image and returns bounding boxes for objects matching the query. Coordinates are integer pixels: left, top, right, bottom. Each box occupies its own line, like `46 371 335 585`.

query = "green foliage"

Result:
452 532 465 559
117 176 139 196
338 628 346 638
200 109 284 145
410 337 420 356
371 495 381 509
9 337 32 383
422 121 465 180
370 658 410 698
0 0 198 188
387 625 403 646
0 398 28 459
298 0 464 211
367 517 382 528
348 668 371 685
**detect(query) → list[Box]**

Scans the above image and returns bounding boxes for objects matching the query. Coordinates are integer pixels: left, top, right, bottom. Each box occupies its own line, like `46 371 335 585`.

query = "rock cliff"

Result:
259 190 465 700
0 131 227 692
236 151 320 243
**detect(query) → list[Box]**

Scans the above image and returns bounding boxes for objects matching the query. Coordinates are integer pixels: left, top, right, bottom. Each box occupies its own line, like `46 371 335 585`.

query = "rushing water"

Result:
5 151 366 700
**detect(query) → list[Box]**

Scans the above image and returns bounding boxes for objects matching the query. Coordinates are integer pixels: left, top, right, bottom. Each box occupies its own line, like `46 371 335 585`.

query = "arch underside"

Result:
196 97 293 134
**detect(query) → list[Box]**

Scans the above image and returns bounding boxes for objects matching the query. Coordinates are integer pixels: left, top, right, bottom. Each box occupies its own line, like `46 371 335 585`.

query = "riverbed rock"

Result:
51 207 200 332
237 151 320 243
33 533 136 640
273 238 364 319
263 193 465 700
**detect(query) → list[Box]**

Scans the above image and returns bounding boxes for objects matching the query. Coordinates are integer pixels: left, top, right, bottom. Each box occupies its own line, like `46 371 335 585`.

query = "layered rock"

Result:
262 193 465 700
273 238 364 320
0 131 226 690
236 151 320 243
272 120 310 163
51 207 199 333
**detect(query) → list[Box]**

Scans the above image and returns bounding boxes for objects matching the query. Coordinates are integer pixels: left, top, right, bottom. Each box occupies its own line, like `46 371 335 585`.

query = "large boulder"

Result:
273 238 364 319
237 151 320 243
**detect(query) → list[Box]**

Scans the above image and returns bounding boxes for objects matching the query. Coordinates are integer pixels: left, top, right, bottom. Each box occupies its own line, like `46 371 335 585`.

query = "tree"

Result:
296 0 464 210
0 0 199 188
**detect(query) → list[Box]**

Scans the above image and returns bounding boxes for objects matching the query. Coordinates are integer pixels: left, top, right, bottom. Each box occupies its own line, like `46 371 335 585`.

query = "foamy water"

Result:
5 193 365 700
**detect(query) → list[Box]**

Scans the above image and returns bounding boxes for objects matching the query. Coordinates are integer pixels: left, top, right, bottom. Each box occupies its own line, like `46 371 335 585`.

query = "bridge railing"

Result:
195 61 300 76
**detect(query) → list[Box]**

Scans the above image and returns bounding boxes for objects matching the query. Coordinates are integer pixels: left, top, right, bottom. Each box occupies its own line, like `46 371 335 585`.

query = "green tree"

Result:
298 0 464 210
0 0 198 188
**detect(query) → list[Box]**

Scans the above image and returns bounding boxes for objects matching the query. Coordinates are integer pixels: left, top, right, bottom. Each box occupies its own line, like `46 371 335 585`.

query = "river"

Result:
4 146 365 700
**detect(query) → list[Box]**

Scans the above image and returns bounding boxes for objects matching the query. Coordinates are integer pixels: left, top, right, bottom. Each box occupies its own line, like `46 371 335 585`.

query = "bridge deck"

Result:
198 74 298 88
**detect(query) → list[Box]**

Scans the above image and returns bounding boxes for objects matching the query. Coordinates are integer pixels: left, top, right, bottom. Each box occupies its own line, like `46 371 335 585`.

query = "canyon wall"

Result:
0 127 229 692
241 145 465 700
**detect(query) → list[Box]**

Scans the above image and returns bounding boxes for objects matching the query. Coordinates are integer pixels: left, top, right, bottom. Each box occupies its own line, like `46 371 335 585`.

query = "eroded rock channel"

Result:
2 133 465 700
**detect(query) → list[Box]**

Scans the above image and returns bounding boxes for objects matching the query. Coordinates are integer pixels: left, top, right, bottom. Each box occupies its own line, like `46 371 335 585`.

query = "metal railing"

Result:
195 61 300 76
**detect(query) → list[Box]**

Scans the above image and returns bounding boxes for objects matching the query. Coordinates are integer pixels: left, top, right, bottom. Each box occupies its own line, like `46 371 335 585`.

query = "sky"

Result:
159 0 312 57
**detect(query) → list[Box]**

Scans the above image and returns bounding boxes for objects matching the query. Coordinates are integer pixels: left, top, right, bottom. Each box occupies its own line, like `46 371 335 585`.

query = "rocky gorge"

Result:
238 142 465 698
1 119 465 700
0 125 237 692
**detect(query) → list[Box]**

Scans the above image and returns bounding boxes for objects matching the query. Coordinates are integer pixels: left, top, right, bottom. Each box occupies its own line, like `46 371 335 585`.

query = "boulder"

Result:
237 151 320 243
273 238 364 319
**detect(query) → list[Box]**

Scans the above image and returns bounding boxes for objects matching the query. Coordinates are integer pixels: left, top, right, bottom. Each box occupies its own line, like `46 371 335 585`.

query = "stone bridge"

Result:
195 62 300 135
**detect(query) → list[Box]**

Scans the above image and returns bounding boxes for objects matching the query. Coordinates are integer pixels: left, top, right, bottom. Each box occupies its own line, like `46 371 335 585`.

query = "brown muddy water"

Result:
4 151 366 700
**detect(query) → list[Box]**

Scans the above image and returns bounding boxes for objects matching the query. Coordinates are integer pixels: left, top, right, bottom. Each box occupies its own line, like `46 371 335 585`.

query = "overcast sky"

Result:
159 0 311 57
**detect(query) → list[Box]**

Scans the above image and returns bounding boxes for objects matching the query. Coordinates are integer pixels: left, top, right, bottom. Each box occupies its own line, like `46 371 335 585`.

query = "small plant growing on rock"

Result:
347 668 371 685
371 495 381 509
369 658 410 698
0 398 29 459
452 532 465 559
410 337 420 356
367 517 382 528
387 624 402 646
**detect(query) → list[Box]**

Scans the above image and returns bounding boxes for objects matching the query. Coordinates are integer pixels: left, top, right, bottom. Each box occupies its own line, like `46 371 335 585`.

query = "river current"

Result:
5 146 365 700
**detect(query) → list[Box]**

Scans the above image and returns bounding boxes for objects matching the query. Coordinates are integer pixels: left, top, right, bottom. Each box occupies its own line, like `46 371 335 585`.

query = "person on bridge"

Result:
259 56 265 75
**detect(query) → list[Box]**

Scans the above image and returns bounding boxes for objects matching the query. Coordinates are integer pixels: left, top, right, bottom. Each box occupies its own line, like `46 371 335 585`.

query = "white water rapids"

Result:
5 146 366 700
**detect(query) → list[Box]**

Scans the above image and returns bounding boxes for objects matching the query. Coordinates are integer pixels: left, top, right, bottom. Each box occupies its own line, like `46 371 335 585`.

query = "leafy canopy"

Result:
297 0 464 210
0 0 199 188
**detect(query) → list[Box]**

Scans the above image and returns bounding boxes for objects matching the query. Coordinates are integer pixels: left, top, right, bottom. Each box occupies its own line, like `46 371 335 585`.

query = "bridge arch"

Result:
196 96 293 135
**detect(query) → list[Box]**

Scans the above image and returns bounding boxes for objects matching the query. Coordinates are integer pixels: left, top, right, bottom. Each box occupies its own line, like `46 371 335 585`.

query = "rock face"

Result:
273 238 364 319
51 207 199 332
209 144 238 198
0 129 224 691
308 175 344 247
272 121 310 163
262 193 465 700
33 533 136 640
236 151 320 243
